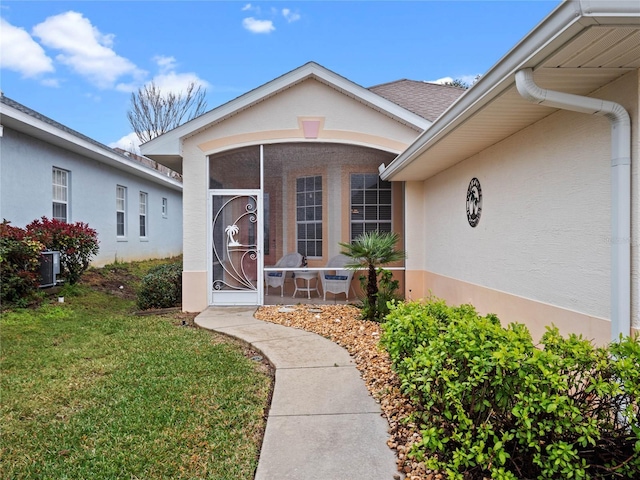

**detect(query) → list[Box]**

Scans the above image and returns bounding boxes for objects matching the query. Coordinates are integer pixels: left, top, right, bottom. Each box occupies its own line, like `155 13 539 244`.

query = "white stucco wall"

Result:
409 71 639 332
0 127 183 266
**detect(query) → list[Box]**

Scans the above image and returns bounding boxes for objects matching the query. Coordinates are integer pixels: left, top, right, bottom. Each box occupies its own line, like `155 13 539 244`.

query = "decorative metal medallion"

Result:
466 178 482 227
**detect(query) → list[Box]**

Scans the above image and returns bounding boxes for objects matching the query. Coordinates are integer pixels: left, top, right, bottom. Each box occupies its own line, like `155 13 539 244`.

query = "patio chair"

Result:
320 254 354 300
264 252 304 297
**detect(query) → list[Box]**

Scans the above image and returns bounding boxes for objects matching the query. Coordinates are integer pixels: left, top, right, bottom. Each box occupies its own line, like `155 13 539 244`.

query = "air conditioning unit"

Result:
39 251 61 288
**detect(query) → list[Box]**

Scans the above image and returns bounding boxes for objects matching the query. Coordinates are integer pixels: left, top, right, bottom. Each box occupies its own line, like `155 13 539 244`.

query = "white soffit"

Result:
383 2 640 182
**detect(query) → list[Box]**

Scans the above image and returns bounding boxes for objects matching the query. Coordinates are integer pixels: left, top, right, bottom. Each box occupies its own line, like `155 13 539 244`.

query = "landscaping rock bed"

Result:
255 304 444 480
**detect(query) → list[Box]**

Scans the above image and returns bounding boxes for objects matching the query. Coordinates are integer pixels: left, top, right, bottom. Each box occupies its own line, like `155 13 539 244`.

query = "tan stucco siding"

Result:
404 70 640 343
417 270 610 345
424 108 611 318
181 136 209 311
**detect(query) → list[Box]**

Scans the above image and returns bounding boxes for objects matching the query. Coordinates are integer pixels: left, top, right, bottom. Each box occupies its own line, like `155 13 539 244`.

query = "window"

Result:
52 167 68 222
296 175 322 257
350 173 392 241
162 197 168 218
116 185 126 237
139 192 148 238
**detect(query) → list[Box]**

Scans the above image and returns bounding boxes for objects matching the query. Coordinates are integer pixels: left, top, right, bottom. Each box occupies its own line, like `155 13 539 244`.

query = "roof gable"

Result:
141 62 431 164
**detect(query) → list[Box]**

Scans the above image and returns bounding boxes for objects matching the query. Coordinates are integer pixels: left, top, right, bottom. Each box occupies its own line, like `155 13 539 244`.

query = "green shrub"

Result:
136 262 182 310
26 217 99 285
380 299 640 479
0 220 44 305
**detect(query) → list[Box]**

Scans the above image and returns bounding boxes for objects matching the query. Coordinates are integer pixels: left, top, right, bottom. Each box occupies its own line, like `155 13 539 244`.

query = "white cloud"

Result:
242 3 252 11
282 8 300 23
431 76 454 85
0 17 54 77
242 17 275 34
430 74 481 86
153 55 177 73
148 55 209 94
152 71 210 95
116 55 209 95
32 11 145 89
110 132 141 154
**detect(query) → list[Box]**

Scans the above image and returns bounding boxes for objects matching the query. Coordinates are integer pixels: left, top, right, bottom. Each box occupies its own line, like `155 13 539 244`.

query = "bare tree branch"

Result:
127 81 208 144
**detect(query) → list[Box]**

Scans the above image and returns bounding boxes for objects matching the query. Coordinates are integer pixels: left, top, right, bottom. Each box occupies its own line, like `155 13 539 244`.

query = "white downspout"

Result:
515 68 631 342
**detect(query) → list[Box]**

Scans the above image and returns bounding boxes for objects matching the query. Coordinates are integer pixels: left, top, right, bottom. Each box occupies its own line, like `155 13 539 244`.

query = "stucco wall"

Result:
0 127 183 266
179 78 420 311
194 78 421 155
407 70 639 341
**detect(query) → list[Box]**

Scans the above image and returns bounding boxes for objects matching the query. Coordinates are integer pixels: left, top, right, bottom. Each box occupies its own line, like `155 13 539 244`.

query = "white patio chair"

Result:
320 254 354 300
264 252 303 297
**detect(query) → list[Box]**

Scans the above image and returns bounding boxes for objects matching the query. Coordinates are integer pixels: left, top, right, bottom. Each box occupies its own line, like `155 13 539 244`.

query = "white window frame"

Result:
52 167 69 222
350 173 392 241
116 185 127 238
296 175 323 258
139 191 148 238
161 197 168 218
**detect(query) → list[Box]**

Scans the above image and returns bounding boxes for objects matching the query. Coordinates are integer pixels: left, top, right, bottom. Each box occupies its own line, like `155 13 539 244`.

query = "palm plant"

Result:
339 231 406 321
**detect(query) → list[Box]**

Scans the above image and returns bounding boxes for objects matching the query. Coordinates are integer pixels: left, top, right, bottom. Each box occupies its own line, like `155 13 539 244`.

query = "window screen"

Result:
52 168 68 222
116 185 126 237
350 173 392 241
296 175 322 257
139 192 148 237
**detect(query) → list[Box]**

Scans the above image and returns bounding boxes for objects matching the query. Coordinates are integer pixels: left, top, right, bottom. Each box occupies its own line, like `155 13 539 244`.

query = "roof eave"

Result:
1 103 183 191
382 0 639 182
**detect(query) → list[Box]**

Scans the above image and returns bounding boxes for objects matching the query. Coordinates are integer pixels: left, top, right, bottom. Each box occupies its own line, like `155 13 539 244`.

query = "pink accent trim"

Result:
302 120 321 138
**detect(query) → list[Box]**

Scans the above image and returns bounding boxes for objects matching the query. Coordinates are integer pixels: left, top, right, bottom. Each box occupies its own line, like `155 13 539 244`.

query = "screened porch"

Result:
208 142 406 306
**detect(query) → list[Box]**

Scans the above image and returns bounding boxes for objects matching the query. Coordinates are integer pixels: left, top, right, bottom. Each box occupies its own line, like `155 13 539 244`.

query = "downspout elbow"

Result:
515 68 631 342
516 69 631 124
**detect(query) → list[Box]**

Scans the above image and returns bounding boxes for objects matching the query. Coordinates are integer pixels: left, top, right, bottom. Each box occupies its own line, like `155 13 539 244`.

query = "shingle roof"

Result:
368 79 466 122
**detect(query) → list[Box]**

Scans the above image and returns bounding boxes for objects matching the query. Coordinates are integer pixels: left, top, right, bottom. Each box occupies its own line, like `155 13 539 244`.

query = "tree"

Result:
127 81 208 143
339 231 406 321
444 74 482 90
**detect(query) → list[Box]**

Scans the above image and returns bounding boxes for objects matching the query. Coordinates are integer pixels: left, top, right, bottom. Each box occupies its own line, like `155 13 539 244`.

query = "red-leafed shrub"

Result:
0 220 44 304
26 217 99 285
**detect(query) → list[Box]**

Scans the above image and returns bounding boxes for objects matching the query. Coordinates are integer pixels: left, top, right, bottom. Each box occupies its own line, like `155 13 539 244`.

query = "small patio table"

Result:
293 270 320 299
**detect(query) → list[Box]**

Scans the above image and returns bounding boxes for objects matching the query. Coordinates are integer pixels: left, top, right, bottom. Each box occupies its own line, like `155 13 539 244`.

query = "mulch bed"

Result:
255 304 445 480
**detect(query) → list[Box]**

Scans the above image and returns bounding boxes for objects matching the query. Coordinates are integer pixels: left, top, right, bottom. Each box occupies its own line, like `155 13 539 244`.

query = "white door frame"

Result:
208 146 265 306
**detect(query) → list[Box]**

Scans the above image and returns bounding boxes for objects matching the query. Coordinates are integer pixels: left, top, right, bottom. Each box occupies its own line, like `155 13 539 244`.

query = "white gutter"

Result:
515 68 631 342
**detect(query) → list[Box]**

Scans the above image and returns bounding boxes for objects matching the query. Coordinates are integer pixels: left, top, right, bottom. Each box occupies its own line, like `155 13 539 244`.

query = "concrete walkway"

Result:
195 307 399 480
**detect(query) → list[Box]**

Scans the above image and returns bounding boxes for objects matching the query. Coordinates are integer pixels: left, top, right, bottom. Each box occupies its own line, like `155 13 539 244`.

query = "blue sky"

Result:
1 0 560 152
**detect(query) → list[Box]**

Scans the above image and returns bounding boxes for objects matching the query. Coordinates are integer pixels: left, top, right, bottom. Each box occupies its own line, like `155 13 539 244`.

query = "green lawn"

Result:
1 275 272 479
